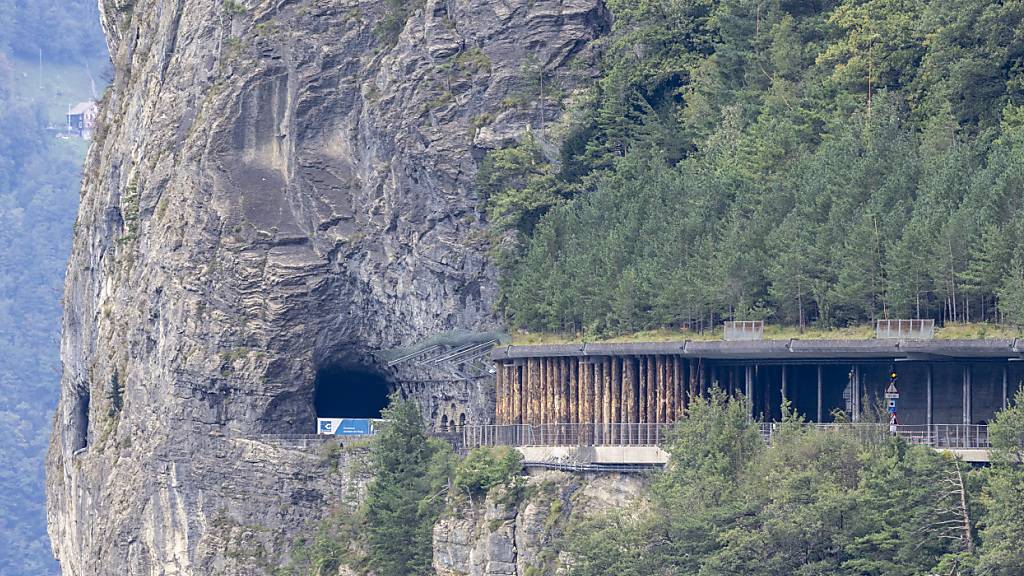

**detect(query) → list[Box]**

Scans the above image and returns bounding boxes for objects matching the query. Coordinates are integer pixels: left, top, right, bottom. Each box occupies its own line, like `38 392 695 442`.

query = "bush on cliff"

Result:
453 446 524 497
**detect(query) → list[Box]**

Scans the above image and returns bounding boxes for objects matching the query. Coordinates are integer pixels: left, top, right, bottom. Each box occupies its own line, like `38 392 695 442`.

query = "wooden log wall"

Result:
495 355 696 430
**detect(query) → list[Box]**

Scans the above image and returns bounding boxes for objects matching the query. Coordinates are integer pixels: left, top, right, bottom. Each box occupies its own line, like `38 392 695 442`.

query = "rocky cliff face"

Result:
433 471 646 576
47 0 609 573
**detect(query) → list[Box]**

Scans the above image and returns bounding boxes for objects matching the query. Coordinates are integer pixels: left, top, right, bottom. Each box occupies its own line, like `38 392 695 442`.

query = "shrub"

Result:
454 446 523 496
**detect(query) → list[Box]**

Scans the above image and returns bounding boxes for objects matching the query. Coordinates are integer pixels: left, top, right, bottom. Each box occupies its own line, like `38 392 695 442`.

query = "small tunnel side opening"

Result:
313 365 391 419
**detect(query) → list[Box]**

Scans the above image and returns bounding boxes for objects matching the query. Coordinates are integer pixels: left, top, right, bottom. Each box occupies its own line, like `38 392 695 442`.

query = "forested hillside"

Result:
0 1 106 573
564 391 1024 576
486 0 1024 335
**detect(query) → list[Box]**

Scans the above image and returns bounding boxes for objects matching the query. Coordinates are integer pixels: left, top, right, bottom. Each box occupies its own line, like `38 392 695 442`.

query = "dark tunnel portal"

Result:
314 366 391 419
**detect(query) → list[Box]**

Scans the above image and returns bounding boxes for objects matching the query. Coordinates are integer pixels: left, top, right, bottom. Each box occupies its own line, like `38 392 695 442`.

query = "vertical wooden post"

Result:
604 358 613 441
664 356 671 421
650 356 659 425
548 358 556 426
595 359 605 443
638 357 648 444
588 360 597 443
505 365 513 425
552 358 560 426
612 357 621 442
622 357 631 443
497 363 506 425
544 358 552 426
671 357 681 421
525 359 533 425
570 359 580 425
646 356 656 425
561 358 569 426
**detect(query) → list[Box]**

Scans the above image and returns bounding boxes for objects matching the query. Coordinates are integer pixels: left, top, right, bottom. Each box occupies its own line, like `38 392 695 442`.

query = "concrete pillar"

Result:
816 365 823 423
927 364 933 428
852 365 860 423
698 361 706 398
745 365 753 418
1004 364 1009 411
963 364 972 425
781 365 788 403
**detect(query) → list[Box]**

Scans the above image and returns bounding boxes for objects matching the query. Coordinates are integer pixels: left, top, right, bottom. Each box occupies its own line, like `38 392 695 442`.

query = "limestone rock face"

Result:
47 0 609 573
432 471 647 576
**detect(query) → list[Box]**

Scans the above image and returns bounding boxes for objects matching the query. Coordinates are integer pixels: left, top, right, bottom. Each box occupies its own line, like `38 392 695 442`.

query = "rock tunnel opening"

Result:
313 365 391 419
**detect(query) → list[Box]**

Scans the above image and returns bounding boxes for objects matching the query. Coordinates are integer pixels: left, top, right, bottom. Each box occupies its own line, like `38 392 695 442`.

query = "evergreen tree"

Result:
976 391 1024 575
363 398 453 576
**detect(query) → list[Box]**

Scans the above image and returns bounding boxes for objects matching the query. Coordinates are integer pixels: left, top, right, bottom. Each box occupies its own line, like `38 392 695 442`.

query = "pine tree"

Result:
363 398 453 576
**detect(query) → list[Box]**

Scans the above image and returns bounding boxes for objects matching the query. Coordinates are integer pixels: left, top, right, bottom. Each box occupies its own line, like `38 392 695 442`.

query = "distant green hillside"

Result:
0 3 107 573
488 0 1024 338
7 56 104 123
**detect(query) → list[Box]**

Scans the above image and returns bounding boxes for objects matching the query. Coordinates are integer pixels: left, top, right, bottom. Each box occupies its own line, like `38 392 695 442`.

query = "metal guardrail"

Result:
464 423 991 450
522 461 662 473
876 319 935 339
757 423 989 449
724 320 764 341
463 423 673 448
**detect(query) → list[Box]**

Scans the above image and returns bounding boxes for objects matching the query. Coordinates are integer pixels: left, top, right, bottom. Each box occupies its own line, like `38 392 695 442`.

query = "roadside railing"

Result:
465 422 991 450
463 423 673 448
758 423 989 449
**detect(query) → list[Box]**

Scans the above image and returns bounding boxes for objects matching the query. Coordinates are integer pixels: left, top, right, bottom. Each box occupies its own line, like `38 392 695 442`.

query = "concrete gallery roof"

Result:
492 339 1024 363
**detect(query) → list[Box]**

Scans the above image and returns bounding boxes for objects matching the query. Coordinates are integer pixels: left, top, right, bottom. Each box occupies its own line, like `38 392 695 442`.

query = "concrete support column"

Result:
852 365 860 423
1003 364 1009 411
816 365 823 423
963 365 972 425
698 361 706 398
781 365 789 403
745 365 754 418
926 365 933 428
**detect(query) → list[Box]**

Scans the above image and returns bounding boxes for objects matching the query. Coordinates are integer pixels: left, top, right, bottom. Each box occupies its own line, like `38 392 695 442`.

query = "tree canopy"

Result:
489 0 1024 336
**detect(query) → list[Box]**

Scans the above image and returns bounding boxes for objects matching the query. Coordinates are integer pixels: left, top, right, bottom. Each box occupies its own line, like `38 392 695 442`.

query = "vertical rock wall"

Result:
433 471 647 576
47 0 610 573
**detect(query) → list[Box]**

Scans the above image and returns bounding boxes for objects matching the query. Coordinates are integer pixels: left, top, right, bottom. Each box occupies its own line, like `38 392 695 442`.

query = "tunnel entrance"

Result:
313 365 391 419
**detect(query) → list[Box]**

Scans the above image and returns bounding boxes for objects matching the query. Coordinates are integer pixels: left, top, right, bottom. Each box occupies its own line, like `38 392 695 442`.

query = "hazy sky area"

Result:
0 1 108 573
